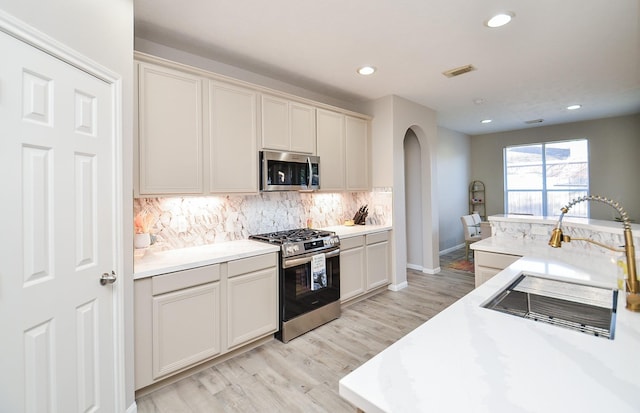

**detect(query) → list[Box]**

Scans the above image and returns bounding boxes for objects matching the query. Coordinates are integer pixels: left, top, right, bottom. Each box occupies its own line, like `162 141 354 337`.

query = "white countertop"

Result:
321 224 392 238
133 239 279 279
133 225 392 279
339 257 640 413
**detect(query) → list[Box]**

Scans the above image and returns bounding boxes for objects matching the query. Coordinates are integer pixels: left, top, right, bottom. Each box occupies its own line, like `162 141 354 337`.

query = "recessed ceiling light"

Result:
481 119 492 124
567 104 582 110
485 12 515 28
473 98 485 105
357 66 376 76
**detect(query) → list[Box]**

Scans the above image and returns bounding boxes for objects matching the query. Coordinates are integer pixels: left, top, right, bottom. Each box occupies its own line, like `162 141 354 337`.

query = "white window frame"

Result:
503 139 590 217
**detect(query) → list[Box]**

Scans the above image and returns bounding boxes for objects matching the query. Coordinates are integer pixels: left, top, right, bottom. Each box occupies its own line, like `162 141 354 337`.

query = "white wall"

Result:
437 127 471 252
365 95 440 284
471 113 640 221
0 0 135 409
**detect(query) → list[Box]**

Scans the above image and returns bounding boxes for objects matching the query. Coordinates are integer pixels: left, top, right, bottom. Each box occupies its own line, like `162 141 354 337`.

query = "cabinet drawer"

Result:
475 251 521 270
366 231 389 245
152 264 220 296
228 253 277 278
340 235 364 250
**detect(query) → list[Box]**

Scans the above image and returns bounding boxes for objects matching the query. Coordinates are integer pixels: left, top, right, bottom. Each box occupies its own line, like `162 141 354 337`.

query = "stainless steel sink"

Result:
482 274 618 339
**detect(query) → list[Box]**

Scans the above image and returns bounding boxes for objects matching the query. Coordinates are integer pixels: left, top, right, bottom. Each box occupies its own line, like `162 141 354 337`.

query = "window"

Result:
504 139 589 217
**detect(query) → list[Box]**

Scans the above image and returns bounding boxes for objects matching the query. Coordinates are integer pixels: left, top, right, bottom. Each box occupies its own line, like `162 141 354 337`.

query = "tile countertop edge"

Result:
338 256 640 413
133 240 280 279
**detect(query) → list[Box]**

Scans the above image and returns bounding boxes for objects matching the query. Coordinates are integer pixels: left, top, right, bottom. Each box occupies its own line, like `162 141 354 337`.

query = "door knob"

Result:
100 271 117 286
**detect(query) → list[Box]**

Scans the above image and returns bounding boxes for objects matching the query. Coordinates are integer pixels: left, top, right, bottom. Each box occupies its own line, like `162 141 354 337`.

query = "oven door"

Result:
281 248 340 321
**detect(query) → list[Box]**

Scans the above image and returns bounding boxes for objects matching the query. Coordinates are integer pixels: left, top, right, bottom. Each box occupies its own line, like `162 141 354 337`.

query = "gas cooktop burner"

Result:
250 228 334 244
250 228 340 258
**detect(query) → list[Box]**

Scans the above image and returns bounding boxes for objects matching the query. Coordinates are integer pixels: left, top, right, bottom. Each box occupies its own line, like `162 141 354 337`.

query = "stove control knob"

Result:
286 245 299 255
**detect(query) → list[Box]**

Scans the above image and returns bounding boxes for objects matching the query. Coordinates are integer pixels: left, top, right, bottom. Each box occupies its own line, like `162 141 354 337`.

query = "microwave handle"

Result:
307 157 312 188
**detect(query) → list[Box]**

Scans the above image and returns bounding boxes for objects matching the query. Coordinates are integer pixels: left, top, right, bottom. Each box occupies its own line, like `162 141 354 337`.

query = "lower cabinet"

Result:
226 254 278 349
474 250 521 288
366 231 390 290
134 252 278 391
340 230 391 303
340 236 366 302
152 282 221 379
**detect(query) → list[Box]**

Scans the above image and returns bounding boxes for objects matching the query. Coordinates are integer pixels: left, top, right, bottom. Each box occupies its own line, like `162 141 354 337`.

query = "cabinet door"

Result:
340 246 365 302
345 116 369 190
261 95 289 151
209 81 258 193
152 282 221 379
227 267 278 349
138 62 203 194
366 241 390 290
289 102 316 154
316 109 345 190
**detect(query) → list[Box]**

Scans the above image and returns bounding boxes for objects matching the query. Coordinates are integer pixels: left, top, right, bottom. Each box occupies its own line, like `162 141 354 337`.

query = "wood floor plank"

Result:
136 249 475 413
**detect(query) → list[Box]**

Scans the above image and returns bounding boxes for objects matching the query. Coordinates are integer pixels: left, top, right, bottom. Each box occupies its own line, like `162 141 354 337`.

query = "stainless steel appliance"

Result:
250 228 340 342
259 150 320 191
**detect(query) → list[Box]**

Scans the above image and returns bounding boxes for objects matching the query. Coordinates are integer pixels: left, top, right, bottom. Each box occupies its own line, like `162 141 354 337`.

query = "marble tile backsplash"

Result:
491 219 640 259
134 189 392 251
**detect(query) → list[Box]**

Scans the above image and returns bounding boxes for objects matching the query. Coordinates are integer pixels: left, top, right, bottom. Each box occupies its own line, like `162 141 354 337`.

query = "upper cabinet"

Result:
316 109 346 191
317 109 369 192
208 82 258 193
345 116 369 191
135 53 370 196
137 62 204 195
261 94 316 154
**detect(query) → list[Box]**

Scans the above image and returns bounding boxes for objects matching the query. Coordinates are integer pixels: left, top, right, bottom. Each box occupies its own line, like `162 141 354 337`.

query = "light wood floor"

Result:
136 249 474 413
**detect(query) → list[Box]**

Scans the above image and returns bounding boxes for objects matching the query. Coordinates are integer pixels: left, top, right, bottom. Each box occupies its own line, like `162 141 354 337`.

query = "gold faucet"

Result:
548 195 640 312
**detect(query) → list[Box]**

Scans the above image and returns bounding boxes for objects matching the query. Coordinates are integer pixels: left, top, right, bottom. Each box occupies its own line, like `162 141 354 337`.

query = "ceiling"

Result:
134 0 640 135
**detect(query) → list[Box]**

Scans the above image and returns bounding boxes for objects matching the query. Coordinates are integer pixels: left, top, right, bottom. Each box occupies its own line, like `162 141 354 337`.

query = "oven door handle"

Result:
282 248 340 269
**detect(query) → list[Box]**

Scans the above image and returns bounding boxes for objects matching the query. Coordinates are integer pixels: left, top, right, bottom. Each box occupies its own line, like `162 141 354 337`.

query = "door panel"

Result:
0 31 116 412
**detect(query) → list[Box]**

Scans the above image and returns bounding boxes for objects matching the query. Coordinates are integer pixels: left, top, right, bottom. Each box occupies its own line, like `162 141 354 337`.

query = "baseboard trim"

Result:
388 281 408 291
406 263 423 272
439 244 465 255
422 267 441 275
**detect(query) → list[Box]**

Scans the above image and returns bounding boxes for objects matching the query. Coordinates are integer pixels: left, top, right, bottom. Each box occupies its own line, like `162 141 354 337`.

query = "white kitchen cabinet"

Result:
208 81 258 193
137 62 203 195
135 264 221 388
317 109 370 191
340 230 391 303
261 94 316 154
345 116 369 191
152 281 221 380
134 252 278 392
340 236 366 302
227 253 278 349
474 250 521 288
316 109 346 190
366 231 390 290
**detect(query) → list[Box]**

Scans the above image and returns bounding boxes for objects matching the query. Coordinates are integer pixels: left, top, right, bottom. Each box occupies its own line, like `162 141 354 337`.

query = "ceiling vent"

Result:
524 119 544 124
442 64 476 78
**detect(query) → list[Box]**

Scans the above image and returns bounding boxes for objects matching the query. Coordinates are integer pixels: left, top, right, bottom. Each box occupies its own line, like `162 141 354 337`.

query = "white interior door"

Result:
0 30 117 412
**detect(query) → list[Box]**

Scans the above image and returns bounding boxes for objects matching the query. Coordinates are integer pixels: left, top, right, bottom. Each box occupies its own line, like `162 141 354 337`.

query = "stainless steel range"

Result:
250 228 340 342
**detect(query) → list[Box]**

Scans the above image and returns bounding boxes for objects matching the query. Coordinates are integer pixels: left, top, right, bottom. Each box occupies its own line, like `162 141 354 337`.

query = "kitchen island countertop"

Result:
339 256 640 412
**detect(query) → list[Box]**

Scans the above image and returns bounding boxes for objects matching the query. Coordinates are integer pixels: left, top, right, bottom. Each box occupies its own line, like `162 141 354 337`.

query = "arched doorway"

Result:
404 129 423 270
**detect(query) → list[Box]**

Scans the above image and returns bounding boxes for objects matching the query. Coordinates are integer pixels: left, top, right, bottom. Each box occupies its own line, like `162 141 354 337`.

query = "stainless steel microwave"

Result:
260 151 320 191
